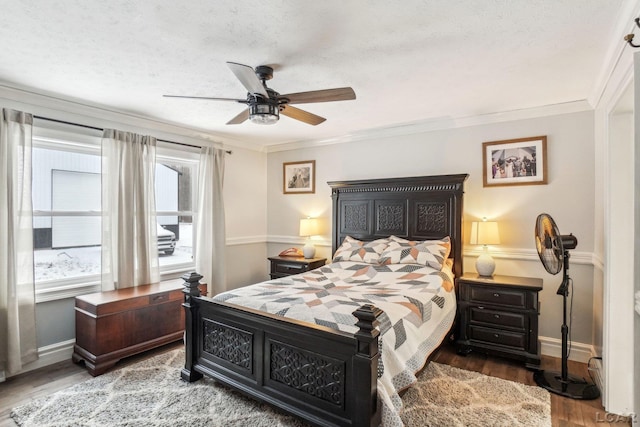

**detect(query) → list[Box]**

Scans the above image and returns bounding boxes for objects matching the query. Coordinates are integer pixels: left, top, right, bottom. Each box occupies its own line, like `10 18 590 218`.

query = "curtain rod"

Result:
33 115 232 154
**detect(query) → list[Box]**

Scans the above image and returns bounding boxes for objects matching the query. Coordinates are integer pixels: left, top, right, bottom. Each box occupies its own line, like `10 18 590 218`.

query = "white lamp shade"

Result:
299 218 320 237
470 221 500 245
300 218 320 259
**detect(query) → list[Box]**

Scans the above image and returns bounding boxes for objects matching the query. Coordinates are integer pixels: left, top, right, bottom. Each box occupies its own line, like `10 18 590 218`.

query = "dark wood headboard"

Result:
328 174 468 277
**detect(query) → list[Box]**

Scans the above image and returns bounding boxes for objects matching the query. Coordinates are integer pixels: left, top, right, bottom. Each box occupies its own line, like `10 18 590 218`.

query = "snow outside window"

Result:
32 132 199 302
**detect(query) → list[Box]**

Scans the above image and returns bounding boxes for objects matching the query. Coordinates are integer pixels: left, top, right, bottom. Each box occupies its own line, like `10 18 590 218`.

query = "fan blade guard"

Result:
535 213 563 275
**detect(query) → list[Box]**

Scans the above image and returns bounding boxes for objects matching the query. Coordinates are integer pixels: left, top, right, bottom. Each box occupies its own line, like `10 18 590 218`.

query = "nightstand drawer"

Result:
469 307 526 330
273 262 306 275
469 326 526 350
469 286 526 308
455 274 542 369
268 256 327 280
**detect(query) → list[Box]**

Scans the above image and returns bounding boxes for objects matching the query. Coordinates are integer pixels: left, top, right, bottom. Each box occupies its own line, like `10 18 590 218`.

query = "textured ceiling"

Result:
0 1 630 147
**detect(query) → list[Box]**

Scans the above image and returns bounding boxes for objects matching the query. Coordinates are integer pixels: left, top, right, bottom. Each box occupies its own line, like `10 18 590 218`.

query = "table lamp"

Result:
299 217 320 259
470 219 501 276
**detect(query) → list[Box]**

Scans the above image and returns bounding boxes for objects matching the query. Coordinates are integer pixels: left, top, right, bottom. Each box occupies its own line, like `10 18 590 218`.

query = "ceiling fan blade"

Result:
280 105 326 126
163 95 246 103
226 109 250 125
282 87 356 104
226 62 269 98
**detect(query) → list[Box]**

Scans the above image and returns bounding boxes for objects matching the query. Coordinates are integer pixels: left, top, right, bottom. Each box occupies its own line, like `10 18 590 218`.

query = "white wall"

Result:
223 145 269 288
266 110 597 348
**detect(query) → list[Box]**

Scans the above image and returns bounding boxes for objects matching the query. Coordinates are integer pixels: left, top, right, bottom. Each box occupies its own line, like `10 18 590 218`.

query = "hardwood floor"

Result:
0 341 629 427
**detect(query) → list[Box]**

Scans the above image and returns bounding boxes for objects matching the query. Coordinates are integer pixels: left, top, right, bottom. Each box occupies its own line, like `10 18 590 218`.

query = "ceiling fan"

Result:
163 62 356 126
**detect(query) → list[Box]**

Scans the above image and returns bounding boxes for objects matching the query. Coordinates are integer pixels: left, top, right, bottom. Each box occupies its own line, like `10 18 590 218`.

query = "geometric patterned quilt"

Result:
213 261 457 427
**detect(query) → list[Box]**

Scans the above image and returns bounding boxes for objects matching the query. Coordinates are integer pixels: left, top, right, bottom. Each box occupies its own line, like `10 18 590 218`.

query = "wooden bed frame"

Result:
181 174 468 427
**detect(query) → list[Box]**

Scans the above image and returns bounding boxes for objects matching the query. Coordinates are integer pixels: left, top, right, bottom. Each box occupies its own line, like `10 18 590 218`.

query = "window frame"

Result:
32 127 200 302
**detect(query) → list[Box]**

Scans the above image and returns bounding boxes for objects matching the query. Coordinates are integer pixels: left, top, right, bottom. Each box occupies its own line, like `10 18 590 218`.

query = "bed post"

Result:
181 271 203 383
352 304 383 427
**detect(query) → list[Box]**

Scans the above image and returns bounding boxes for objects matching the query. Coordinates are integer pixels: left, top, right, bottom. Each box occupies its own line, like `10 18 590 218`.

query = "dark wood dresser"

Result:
268 256 326 279
72 279 205 376
455 273 542 369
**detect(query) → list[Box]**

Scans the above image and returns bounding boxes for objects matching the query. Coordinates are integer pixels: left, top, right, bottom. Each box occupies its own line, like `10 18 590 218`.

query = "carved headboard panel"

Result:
328 174 468 277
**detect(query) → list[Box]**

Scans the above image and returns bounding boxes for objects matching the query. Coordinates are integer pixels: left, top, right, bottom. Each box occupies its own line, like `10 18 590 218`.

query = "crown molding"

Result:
0 83 263 152
265 100 593 153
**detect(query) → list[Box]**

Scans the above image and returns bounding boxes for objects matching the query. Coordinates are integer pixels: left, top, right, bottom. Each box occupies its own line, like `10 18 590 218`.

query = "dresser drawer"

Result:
455 274 542 369
468 326 527 350
469 307 526 331
468 286 526 309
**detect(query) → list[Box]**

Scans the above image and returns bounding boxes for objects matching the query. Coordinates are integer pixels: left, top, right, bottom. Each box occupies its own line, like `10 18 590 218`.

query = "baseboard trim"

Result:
5 336 595 381
539 336 595 363
5 339 75 379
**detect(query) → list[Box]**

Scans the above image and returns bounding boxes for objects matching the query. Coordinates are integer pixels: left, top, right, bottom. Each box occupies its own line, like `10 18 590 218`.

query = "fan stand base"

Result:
534 370 600 400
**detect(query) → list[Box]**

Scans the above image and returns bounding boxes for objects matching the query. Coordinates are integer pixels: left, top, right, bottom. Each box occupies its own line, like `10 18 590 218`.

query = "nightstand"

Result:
455 273 542 369
268 256 327 280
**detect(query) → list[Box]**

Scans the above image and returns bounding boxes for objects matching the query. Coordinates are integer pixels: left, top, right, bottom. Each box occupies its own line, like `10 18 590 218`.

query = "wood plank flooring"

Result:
0 341 629 426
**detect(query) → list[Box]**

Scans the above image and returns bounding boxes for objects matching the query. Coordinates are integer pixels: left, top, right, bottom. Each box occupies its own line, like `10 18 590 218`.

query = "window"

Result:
32 125 200 301
155 144 199 273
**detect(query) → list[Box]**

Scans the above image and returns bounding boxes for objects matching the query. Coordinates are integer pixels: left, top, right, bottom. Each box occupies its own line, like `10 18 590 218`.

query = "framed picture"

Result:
283 160 315 194
482 136 547 187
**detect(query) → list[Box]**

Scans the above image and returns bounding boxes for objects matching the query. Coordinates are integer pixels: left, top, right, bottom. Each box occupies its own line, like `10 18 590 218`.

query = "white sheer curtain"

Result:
0 109 38 376
195 146 227 294
101 129 159 291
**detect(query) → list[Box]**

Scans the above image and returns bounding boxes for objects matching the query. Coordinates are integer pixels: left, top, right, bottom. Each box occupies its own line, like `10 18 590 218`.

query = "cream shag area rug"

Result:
11 349 550 427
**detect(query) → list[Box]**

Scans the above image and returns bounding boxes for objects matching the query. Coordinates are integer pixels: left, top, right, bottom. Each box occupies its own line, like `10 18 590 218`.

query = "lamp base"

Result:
303 242 316 259
476 253 496 276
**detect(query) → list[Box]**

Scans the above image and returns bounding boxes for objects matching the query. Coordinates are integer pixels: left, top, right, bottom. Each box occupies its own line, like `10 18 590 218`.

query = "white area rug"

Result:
11 349 550 427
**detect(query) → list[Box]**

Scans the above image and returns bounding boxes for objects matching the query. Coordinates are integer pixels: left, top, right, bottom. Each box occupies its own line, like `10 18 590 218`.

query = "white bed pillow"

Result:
332 236 390 264
378 236 451 269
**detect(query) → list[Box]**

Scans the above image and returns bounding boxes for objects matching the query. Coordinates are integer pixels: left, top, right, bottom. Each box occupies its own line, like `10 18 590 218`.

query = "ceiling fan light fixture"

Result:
249 102 279 125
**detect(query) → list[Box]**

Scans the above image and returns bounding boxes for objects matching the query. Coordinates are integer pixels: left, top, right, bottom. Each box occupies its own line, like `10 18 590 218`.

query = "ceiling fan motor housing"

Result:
255 65 274 81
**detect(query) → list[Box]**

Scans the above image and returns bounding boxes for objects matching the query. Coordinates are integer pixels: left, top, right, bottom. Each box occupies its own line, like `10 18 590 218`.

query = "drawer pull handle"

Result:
494 334 500 338
494 314 500 319
493 293 500 297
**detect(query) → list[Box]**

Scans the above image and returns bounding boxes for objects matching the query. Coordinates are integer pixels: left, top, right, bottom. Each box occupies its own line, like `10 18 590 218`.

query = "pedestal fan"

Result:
533 213 599 399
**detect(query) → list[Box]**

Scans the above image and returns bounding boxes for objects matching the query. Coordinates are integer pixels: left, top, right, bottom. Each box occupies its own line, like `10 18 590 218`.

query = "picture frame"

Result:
482 136 547 187
283 160 315 194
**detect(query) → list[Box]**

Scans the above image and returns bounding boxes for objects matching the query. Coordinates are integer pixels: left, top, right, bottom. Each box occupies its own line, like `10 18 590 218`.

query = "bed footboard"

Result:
181 272 382 427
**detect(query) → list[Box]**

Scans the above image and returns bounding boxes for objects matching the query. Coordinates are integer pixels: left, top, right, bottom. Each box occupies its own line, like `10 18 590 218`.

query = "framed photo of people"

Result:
283 160 315 194
482 136 547 187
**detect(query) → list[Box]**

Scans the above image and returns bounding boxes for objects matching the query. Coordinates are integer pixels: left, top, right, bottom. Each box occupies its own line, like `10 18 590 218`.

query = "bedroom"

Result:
0 1 638 425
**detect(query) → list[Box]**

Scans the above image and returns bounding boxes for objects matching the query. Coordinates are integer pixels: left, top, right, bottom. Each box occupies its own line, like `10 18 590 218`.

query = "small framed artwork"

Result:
482 136 547 187
283 160 315 194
